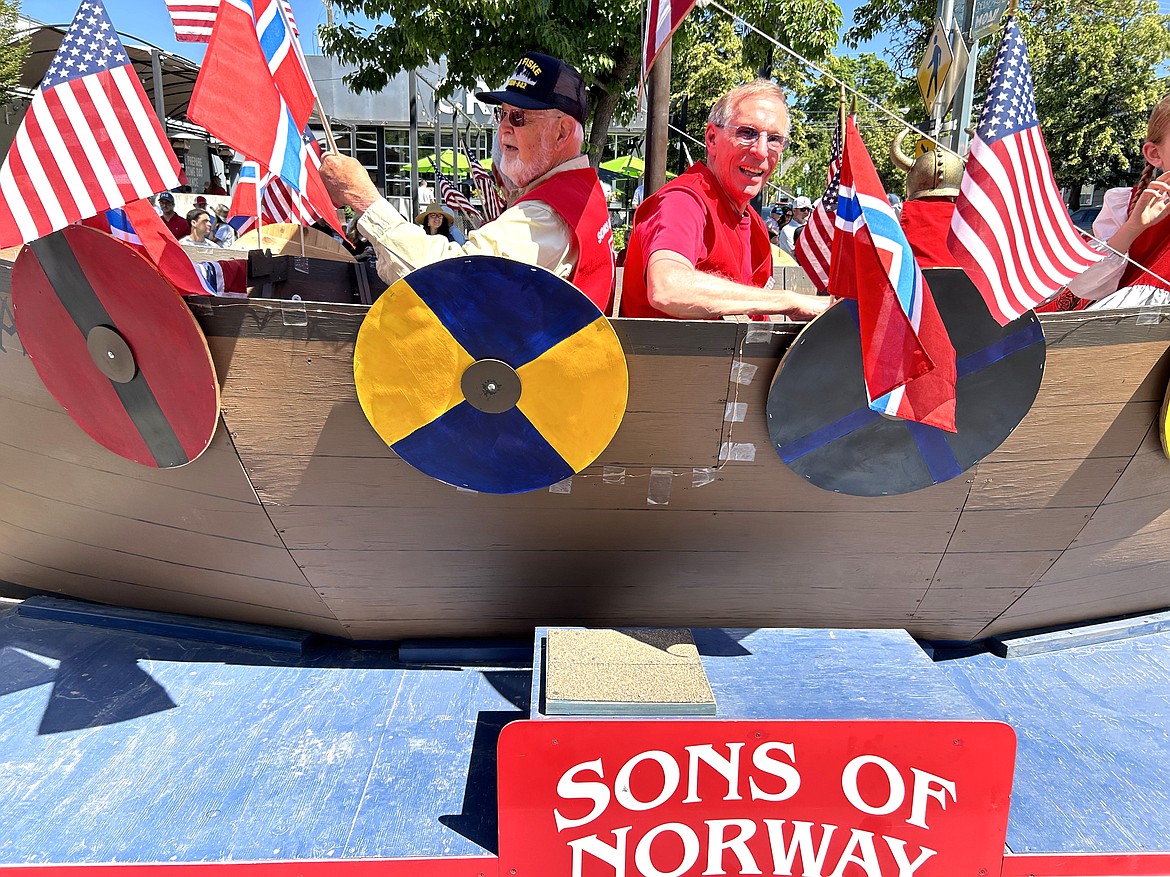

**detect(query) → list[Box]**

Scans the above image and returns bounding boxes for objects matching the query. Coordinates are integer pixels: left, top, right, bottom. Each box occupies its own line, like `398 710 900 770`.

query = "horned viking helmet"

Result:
889 129 965 200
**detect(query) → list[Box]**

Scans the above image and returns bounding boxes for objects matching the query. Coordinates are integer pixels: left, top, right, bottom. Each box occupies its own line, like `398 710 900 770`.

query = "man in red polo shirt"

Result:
319 52 614 312
621 81 827 321
157 192 190 240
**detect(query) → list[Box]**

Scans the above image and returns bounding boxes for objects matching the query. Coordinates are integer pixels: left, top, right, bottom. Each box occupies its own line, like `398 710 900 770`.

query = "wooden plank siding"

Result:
3 267 1170 641
0 290 346 636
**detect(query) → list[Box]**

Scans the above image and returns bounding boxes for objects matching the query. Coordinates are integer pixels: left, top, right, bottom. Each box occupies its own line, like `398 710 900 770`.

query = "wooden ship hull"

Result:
0 254 1168 643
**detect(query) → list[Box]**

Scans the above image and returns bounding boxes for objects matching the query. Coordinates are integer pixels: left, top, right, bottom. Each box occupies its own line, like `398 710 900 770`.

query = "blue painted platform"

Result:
2 604 1169 865
0 603 525 864
933 629 1170 854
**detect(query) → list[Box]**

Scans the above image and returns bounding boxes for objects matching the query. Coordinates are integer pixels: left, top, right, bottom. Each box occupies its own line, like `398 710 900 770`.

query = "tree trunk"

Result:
1067 180 1084 211
586 48 641 167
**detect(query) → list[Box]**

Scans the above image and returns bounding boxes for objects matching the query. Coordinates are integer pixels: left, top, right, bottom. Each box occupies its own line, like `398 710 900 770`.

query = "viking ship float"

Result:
0 213 1167 646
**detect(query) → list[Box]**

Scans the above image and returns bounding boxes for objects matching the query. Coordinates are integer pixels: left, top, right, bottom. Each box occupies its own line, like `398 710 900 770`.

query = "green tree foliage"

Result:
1024 0 1170 202
1 0 29 105
319 0 840 164
668 12 754 167
670 12 906 203
788 53 909 197
845 0 1170 200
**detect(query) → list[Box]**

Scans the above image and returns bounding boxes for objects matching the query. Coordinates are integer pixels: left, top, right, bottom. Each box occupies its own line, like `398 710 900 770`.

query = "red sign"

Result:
497 720 1015 877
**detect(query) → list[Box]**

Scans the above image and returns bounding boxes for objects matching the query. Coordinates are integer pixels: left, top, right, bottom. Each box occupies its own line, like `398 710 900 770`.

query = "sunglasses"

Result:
493 106 555 128
717 124 788 154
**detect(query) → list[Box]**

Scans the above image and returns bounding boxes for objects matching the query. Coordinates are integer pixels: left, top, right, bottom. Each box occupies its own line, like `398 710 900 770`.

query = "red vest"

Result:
516 167 615 313
1120 189 1170 290
620 162 773 319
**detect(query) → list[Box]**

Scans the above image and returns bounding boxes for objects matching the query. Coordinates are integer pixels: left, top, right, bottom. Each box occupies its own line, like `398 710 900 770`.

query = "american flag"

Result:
947 15 1102 325
639 0 698 98
165 0 297 42
231 161 317 233
832 116 956 431
465 149 506 221
229 129 345 237
437 172 483 221
793 112 845 290
0 0 181 248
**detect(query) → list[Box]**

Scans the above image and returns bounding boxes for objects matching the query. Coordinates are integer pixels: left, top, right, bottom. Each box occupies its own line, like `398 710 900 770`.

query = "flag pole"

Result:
644 39 671 198
274 0 340 154
255 175 263 251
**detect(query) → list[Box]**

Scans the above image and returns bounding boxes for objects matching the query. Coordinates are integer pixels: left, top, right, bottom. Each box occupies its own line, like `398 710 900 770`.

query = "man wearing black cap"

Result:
319 52 614 311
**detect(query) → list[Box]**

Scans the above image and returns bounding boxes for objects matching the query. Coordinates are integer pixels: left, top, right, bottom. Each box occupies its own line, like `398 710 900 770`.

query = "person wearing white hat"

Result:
211 203 237 247
779 195 813 256
414 204 459 242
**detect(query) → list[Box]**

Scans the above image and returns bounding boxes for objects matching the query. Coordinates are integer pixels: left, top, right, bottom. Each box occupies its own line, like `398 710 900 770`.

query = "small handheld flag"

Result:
832 117 956 432
794 106 845 290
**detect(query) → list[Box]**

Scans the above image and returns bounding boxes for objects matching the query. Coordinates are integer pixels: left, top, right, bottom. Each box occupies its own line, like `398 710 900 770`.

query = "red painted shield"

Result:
12 226 219 468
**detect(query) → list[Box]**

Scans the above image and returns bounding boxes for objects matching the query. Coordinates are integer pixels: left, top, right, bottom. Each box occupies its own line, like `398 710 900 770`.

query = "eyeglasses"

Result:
717 124 788 153
493 106 554 128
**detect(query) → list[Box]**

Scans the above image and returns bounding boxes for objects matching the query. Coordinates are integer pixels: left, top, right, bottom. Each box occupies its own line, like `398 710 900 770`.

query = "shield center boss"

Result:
353 256 629 495
11 225 220 469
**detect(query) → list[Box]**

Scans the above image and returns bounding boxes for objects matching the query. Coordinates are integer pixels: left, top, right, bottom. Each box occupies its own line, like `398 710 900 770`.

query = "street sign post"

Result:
917 19 953 117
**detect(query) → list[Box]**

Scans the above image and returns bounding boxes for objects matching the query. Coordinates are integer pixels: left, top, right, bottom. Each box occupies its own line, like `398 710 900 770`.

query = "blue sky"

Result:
23 0 887 64
21 0 346 59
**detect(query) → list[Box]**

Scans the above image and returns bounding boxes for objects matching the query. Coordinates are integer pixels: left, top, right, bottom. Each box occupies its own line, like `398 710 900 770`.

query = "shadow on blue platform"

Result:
0 608 471 735
438 669 531 854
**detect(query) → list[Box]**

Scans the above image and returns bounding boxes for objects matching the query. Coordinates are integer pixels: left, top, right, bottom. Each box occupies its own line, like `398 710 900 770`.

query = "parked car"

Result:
1069 206 1101 233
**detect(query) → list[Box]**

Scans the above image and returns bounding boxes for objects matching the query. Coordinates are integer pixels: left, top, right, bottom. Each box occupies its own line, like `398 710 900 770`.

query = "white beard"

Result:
499 140 555 188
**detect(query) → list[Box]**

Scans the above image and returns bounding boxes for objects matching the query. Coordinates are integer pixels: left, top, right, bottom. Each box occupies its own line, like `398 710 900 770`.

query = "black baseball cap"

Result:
158 191 175 202
476 52 588 125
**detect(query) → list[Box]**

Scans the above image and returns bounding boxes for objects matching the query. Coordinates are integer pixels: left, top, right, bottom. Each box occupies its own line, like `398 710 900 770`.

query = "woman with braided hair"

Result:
1066 94 1170 309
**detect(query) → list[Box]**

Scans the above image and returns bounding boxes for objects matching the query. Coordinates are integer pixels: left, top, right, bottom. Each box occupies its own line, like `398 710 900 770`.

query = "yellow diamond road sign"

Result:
917 19 953 112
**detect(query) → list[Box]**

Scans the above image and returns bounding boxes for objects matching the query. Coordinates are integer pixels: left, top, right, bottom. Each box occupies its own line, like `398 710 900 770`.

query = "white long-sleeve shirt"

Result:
357 156 588 287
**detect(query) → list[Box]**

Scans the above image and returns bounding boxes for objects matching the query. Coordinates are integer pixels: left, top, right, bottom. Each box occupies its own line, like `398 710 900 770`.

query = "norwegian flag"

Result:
170 0 312 130
947 15 1102 325
832 116 956 432
465 149 506 221
0 0 181 248
229 130 344 236
104 200 217 295
251 0 314 134
793 113 845 290
438 172 483 221
165 0 297 42
189 1 340 236
639 0 698 98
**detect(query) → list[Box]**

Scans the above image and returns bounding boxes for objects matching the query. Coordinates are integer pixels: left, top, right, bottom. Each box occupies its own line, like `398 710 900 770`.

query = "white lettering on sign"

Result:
555 758 610 831
564 821 937 877
553 742 954 877
616 751 680 811
841 755 905 816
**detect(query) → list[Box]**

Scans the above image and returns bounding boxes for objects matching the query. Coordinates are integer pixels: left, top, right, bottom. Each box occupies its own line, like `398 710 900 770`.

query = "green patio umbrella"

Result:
414 149 471 175
599 155 645 178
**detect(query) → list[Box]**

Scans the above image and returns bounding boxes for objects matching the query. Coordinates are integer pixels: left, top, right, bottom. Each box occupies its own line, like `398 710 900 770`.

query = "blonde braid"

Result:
1129 92 1170 216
